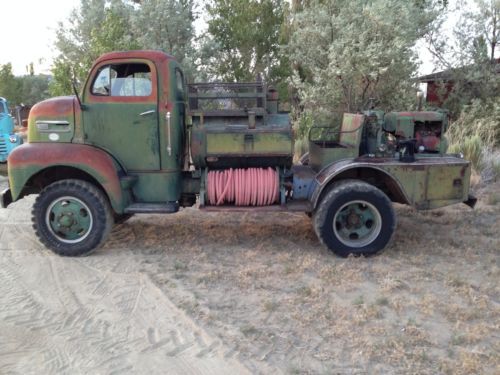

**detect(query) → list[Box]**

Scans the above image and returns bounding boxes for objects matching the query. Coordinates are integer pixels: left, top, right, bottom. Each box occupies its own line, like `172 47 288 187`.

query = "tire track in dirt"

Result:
0 199 253 375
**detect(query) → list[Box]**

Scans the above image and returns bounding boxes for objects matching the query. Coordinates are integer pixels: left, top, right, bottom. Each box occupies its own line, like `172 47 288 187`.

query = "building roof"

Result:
418 58 500 83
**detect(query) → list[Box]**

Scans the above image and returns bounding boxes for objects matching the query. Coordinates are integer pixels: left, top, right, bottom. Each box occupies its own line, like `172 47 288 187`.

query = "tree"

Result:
50 0 138 96
0 64 22 105
19 75 50 106
200 0 290 85
426 0 499 114
288 0 438 135
131 0 197 79
50 0 198 94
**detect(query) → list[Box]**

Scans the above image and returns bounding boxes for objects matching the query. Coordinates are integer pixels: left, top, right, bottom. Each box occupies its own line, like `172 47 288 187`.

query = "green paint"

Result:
28 115 74 143
206 132 291 155
47 197 92 242
130 172 180 202
8 163 127 212
83 101 160 171
377 160 470 209
334 201 380 245
7 50 471 223
309 114 364 170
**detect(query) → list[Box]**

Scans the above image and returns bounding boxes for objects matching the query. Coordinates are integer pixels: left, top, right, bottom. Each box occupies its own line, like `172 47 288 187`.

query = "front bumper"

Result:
1 188 12 208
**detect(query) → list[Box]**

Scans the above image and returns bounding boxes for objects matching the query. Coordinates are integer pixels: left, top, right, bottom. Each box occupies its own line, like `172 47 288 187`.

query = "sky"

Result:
1 0 466 77
1 0 81 75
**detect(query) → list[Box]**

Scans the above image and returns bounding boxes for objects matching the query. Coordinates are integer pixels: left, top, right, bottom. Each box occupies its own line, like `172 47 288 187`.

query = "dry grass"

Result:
97 181 500 374
447 99 500 182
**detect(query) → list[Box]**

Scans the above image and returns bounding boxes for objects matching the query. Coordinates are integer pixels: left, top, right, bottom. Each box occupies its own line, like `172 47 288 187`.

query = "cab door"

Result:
82 60 160 171
169 66 187 170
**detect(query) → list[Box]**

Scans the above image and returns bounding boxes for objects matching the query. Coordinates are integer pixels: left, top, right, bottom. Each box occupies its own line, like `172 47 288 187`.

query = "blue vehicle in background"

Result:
0 97 22 163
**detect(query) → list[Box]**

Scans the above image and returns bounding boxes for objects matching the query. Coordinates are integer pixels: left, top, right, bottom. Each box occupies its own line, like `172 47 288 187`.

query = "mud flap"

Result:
463 194 477 208
1 188 12 208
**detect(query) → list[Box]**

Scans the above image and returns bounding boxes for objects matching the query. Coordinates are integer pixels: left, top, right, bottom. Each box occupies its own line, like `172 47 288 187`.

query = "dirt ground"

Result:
0 173 498 374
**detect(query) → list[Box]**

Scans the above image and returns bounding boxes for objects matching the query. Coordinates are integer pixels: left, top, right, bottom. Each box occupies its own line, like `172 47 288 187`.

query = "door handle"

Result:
166 112 172 156
139 109 155 116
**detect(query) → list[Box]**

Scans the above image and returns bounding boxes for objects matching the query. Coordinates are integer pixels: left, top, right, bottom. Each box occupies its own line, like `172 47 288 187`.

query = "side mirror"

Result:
72 79 84 109
71 69 86 110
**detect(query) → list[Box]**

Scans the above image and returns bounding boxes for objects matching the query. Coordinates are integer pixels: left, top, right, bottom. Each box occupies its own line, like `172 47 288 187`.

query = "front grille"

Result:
0 137 7 155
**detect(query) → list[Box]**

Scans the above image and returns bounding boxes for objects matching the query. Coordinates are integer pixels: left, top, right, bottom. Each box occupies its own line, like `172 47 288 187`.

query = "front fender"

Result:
8 143 126 212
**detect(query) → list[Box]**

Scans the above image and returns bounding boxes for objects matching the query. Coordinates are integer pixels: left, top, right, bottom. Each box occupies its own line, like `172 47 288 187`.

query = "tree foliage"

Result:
0 63 50 106
200 0 290 84
132 0 196 78
50 0 196 96
0 64 21 105
426 0 500 114
50 0 139 96
288 0 438 133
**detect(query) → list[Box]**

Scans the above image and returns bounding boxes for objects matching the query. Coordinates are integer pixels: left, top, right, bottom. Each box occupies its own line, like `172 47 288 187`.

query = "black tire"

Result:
313 180 395 257
32 179 113 256
114 213 134 224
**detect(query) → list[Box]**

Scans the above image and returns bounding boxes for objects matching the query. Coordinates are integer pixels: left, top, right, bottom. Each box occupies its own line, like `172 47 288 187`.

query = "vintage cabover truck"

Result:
0 97 23 162
0 51 476 257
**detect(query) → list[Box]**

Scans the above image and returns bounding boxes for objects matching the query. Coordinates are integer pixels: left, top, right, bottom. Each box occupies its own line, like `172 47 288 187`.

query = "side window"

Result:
91 63 152 97
92 66 115 95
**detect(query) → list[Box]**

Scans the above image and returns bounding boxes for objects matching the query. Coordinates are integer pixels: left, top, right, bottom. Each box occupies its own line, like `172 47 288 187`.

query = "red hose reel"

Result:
207 168 280 206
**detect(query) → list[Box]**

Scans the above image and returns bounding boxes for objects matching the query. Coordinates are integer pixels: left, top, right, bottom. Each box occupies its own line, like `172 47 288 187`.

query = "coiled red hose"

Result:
207 168 279 206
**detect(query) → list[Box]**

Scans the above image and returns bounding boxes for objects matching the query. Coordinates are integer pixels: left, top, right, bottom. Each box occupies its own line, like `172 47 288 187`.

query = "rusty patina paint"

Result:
28 96 76 143
384 111 448 146
188 83 293 169
8 143 126 212
76 51 182 202
92 50 174 68
308 114 364 170
394 112 446 121
311 156 471 210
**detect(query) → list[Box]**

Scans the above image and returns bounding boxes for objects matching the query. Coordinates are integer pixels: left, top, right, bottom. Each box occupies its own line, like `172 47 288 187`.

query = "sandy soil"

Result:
0 174 499 374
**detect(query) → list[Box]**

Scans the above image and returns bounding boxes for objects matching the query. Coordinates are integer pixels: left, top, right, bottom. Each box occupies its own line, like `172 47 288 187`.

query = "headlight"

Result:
9 135 18 143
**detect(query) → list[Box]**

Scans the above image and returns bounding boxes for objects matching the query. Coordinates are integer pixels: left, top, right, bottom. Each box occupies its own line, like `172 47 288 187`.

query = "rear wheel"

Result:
32 179 113 256
313 180 395 257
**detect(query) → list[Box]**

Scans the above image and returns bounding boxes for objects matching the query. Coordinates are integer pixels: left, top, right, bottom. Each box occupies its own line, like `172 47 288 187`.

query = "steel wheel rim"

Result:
333 200 382 248
45 196 93 244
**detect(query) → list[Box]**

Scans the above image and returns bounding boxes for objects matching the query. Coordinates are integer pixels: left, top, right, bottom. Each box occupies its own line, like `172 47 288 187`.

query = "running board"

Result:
124 202 179 214
199 201 311 213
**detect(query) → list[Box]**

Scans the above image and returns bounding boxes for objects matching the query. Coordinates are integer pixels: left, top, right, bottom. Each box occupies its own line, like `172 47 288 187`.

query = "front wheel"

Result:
313 180 395 257
32 179 113 256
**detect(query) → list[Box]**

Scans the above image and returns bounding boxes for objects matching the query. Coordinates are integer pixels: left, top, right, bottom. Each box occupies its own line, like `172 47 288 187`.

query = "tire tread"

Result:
313 179 396 257
32 179 113 256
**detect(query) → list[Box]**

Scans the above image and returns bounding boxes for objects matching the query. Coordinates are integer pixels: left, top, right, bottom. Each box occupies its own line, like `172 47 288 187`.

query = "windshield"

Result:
0 100 7 116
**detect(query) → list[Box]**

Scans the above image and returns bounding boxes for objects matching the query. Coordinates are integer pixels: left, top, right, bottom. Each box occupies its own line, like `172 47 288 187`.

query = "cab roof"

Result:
94 50 176 66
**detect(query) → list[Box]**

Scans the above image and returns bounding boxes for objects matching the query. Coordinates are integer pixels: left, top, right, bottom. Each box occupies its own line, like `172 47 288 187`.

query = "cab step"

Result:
124 202 179 214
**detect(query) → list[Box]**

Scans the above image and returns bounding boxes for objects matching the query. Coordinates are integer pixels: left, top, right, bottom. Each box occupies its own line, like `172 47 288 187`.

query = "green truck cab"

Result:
1 50 475 257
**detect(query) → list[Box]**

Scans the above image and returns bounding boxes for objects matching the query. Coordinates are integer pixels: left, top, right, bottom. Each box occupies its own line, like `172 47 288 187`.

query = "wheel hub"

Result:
333 200 382 248
58 213 75 227
346 210 362 228
46 197 93 243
